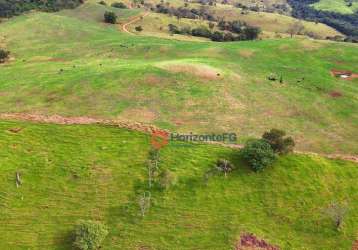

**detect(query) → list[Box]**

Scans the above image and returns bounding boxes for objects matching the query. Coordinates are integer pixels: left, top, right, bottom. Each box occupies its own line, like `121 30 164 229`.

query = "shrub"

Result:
104 11 117 24
0 48 10 63
241 139 276 172
215 159 234 177
98 1 106 5
191 27 212 38
111 2 127 8
159 169 177 189
211 31 224 42
135 26 143 32
262 129 295 154
325 202 348 231
73 220 108 250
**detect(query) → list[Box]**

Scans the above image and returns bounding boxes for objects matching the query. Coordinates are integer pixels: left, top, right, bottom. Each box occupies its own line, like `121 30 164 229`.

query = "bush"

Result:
104 11 117 24
241 139 276 172
211 31 224 42
73 220 108 250
159 169 177 189
135 26 143 32
98 1 106 5
191 27 212 38
215 159 234 177
111 2 127 8
262 129 295 154
0 48 9 63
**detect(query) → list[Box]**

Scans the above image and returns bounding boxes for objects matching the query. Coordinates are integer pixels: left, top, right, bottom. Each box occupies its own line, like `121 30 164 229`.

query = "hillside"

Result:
312 0 358 14
0 5 357 154
0 120 357 249
0 1 358 249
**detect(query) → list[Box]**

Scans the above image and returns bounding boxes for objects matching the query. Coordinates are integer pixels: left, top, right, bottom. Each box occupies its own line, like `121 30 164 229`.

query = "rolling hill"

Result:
0 120 357 249
0 1 357 249
0 3 357 155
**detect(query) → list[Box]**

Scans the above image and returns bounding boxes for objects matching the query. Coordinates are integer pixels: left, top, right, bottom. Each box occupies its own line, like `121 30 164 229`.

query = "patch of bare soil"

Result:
0 113 165 135
331 69 358 80
353 240 358 250
236 233 279 250
329 91 343 98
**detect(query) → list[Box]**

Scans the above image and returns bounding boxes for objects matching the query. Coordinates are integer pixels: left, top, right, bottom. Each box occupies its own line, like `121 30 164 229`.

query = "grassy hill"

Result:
0 5 357 155
312 0 358 14
127 10 341 40
0 120 357 249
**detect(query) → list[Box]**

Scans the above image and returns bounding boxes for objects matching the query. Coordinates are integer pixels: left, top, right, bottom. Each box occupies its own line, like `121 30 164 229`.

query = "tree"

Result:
135 26 143 32
168 24 180 34
262 129 295 154
0 48 9 63
147 148 160 188
241 139 276 172
287 21 304 38
73 220 108 250
243 26 261 40
104 11 117 24
138 191 151 217
211 31 224 42
325 202 348 231
215 159 234 177
111 2 127 8
208 22 215 30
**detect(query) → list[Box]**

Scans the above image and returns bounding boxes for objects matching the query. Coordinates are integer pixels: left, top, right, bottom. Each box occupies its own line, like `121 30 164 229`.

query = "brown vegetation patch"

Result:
236 233 280 250
300 40 324 51
144 75 166 86
159 63 221 80
29 56 67 63
238 49 255 58
120 108 157 123
329 91 343 98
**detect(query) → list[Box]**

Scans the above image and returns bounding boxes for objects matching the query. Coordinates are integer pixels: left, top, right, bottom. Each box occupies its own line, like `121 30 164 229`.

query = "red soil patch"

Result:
353 240 358 250
236 233 279 250
331 69 358 80
329 91 343 98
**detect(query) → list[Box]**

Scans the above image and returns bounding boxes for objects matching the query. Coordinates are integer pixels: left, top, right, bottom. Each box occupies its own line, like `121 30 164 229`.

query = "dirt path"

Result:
121 12 149 34
0 113 357 164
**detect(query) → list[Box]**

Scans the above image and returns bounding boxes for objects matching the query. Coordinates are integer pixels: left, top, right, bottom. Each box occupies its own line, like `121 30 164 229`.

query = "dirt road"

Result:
121 12 149 34
1 112 357 164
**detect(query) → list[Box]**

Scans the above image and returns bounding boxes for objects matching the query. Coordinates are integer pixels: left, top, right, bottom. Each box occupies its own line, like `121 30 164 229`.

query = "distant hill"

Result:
312 0 358 14
0 0 83 17
288 0 358 36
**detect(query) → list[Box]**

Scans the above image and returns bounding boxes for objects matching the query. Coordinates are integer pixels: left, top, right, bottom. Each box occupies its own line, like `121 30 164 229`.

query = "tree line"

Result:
287 0 358 37
0 0 83 18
